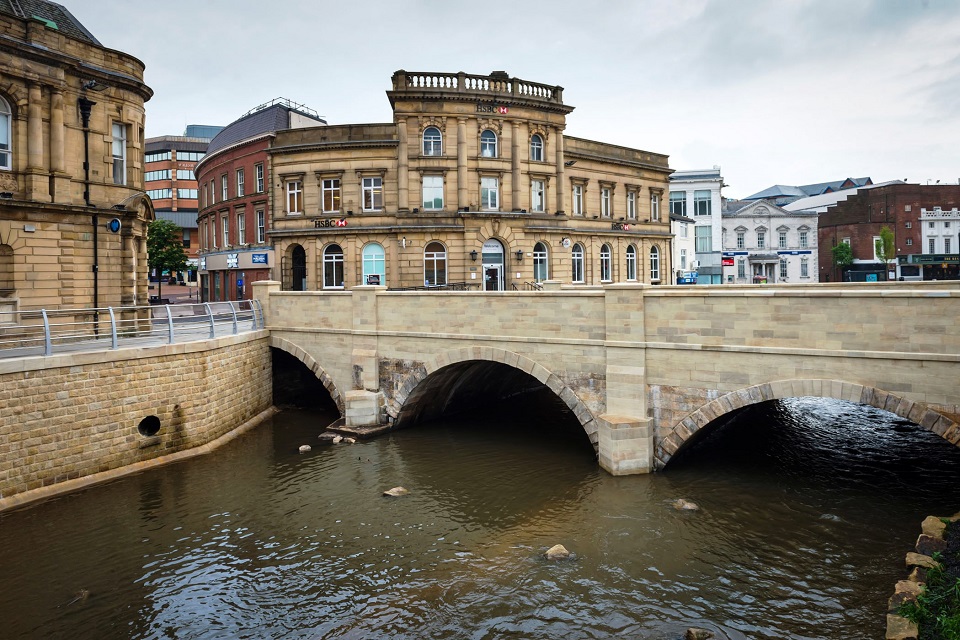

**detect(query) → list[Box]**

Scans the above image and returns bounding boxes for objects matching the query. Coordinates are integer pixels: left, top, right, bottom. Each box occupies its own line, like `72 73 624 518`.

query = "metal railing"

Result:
0 300 264 359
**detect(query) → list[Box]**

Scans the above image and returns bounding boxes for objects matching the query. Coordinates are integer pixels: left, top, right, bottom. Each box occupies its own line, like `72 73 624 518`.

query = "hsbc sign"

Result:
476 103 509 114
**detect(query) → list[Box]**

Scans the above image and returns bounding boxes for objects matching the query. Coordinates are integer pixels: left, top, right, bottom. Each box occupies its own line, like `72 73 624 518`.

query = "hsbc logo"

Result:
476 103 509 115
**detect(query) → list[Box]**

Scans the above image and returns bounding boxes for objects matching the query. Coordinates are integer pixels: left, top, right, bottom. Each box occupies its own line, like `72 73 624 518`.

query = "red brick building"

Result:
817 183 960 282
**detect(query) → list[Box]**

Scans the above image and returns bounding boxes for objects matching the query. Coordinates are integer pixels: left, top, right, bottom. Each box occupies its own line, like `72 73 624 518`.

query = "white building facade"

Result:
669 168 724 284
721 200 819 284
670 214 697 283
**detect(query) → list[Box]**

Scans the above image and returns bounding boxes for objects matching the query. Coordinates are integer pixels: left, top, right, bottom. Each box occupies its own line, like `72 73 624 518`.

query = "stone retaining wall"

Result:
0 332 273 511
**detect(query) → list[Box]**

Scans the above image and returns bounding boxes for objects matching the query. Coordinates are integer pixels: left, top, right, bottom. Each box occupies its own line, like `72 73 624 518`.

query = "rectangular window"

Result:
842 237 851 245
799 230 808 248
946 237 952 253
905 221 912 229
680 248 687 270
177 188 198 199
481 177 499 210
737 259 746 279
600 187 611 217
737 231 745 249
287 180 303 214
145 189 172 200
423 176 444 210
210 180 216 204
670 191 686 216
144 170 171 182
221 175 228 201
112 123 126 185
256 164 264 193
780 258 788 279
144 151 171 163
237 168 245 197
211 217 217 248
694 190 711 216
695 226 712 253
906 238 913 246
531 179 544 212
572 184 583 216
182 229 191 249
222 215 229 247
362 177 383 211
801 258 809 278
323 178 341 213
237 213 245 244
176 151 203 162
929 237 936 253
651 194 660 221
627 192 636 219
256 210 265 243
176 169 194 180
680 222 688 238
779 231 787 249
757 231 766 249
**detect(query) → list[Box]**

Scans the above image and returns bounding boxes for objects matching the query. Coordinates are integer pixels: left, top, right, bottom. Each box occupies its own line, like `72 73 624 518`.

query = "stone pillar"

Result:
397 117 409 212
25 83 49 202
251 280 281 327
49 89 69 201
346 284 385 428
597 283 653 475
457 117 467 209
511 121 520 211
554 127 565 214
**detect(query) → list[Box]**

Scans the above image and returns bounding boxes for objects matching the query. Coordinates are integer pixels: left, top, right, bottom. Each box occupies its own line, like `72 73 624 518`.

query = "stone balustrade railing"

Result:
391 70 564 105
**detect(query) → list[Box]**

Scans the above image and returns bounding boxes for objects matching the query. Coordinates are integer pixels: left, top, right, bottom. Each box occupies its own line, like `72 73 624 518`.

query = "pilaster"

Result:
511 121 520 211
397 117 409 212
457 117 467 208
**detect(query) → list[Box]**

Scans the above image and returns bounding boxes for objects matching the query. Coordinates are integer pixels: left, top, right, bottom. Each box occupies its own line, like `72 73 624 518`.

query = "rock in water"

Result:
343 437 356 444
383 486 409 497
544 544 571 560
298 445 311 453
685 628 715 640
673 498 700 511
332 435 343 444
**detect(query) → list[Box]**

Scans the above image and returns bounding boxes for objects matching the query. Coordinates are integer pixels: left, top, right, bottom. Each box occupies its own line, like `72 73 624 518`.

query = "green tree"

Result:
831 242 853 280
146 219 188 302
874 225 896 280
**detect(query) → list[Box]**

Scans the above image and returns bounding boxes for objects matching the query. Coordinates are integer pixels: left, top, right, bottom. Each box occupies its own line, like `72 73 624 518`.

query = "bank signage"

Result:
315 218 348 228
252 253 268 264
611 222 631 231
476 103 508 114
226 253 239 269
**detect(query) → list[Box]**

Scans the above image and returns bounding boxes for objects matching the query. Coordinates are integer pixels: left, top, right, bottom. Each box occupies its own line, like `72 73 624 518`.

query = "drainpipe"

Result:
78 96 99 330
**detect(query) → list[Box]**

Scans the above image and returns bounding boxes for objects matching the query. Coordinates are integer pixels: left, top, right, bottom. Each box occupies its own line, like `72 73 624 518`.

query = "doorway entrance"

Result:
482 239 504 291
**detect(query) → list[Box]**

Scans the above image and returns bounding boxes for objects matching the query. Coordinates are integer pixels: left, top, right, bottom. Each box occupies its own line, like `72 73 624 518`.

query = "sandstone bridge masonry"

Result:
255 280 960 475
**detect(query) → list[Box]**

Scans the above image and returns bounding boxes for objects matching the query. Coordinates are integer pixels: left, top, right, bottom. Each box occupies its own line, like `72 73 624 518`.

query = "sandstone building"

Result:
197 71 672 298
0 0 153 315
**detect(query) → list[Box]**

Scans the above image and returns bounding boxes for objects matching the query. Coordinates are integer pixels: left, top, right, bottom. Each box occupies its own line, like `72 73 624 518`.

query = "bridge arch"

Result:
655 378 960 470
388 347 599 448
269 336 344 414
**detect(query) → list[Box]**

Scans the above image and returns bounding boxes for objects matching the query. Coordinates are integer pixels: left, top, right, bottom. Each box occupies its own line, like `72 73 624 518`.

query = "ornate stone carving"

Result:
0 173 18 193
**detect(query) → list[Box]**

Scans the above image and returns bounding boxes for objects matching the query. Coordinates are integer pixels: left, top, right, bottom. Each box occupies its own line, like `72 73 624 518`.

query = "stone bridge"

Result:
254 280 960 475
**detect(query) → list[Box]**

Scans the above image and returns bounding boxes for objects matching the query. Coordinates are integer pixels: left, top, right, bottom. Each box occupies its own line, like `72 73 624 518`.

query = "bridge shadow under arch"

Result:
656 378 960 470
269 336 344 414
389 347 599 450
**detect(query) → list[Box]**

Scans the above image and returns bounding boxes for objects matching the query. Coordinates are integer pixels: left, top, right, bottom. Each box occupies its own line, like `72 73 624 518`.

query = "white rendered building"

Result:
669 168 724 284
721 200 819 284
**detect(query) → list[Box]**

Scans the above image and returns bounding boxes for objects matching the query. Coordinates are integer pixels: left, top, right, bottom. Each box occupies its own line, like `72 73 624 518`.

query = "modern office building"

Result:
0 0 153 314
669 168 724 284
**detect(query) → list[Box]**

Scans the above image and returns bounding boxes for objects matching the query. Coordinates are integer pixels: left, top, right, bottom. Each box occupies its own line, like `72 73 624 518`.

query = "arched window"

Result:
362 243 385 285
600 244 612 282
480 130 497 158
424 241 447 286
625 244 637 281
291 245 306 291
0 96 11 170
323 244 344 289
0 244 13 291
571 243 584 283
650 246 661 282
422 126 442 156
530 134 543 162
533 242 548 283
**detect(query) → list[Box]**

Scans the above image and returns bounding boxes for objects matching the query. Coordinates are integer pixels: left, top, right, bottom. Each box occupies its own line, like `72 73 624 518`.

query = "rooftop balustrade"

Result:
390 70 566 107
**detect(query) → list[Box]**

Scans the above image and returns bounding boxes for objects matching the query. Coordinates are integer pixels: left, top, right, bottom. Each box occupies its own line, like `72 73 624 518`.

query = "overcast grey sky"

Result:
69 0 958 198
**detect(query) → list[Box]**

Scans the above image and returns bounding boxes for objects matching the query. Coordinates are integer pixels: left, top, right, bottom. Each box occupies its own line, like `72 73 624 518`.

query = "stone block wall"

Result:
0 332 273 511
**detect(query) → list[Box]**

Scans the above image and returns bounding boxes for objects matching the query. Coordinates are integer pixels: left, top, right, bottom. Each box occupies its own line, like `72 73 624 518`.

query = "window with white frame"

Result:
210 180 216 204
680 248 687 270
480 130 497 158
651 193 660 221
669 191 685 216
681 223 688 238
842 237 851 245
779 258 788 279
626 244 637 280
256 164 264 193
738 258 746 278
600 187 611 217
906 238 913 246
627 191 636 220
423 127 442 156
177 151 203 162
571 243 584 283
237 212 245 244
929 237 936 253
947 238 953 253
424 241 447 286
237 168 245 197
322 178 341 213
221 174 228 201
533 242 548 282
649 246 660 281
362 243 386 284
801 257 809 277
176 169 194 180
696 226 712 253
779 230 787 249
572 184 584 216
422 175 443 210
362 176 383 211
112 123 126 185
256 210 265 243
799 230 808 248
480 176 498 210
221 215 229 247
694 190 711 216
737 230 745 249
600 244 612 281
145 170 171 182
905 221 912 229
323 244 345 288
0 97 9 170
757 230 766 249
531 179 544 212
286 180 302 214
177 188 197 199
530 134 544 161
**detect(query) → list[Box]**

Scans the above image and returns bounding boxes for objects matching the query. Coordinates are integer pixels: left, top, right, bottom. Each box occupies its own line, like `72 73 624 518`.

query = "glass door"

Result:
481 239 504 291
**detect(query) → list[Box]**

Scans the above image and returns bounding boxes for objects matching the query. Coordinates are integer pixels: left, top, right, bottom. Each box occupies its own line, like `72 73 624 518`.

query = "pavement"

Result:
148 282 201 304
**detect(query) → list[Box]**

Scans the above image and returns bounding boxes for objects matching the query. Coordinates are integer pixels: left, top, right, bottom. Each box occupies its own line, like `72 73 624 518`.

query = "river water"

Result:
1 396 959 640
